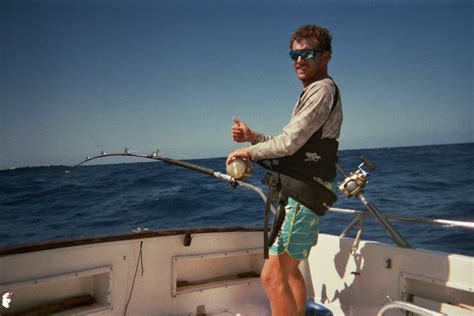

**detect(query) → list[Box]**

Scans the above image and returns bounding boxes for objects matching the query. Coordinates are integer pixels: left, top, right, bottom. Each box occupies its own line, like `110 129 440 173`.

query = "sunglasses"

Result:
289 49 325 61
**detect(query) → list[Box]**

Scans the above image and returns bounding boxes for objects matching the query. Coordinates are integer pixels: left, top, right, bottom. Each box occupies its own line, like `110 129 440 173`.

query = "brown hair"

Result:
290 25 332 52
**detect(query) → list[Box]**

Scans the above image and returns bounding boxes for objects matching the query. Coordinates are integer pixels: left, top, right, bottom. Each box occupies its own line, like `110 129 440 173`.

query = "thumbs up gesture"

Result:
231 117 256 143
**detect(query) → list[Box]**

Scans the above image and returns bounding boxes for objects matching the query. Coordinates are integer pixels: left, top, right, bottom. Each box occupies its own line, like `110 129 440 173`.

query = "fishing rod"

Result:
73 148 274 214
74 148 303 259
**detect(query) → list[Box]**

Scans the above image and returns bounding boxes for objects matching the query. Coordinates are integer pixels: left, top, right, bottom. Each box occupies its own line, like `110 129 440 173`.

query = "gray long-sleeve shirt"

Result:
249 77 343 161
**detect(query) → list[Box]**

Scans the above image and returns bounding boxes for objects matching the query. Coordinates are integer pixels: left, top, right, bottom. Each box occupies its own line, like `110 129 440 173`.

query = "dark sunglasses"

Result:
289 49 325 61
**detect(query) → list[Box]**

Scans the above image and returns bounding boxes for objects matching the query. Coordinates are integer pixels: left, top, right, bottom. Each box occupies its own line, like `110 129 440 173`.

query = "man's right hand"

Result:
231 117 256 143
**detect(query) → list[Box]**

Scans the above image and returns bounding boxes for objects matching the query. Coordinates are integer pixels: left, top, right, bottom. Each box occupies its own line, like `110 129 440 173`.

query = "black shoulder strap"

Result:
328 76 339 116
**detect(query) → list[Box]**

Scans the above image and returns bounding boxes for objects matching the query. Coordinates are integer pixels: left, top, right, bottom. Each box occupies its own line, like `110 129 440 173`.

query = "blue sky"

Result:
1 0 472 169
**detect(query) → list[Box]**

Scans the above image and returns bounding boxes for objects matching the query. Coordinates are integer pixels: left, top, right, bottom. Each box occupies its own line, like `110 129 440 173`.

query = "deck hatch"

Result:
172 248 263 296
0 265 112 315
400 272 474 315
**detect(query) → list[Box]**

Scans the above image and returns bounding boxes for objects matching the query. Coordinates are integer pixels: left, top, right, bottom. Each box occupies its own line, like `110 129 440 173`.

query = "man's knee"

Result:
261 253 301 290
261 266 276 289
261 261 285 290
261 274 288 298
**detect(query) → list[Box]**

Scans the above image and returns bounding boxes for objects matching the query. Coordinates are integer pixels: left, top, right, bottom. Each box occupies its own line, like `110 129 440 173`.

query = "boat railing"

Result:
377 300 447 316
328 207 474 230
326 206 473 253
333 158 474 249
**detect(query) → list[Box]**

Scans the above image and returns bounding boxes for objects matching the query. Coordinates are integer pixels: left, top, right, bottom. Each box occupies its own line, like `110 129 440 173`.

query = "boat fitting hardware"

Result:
183 233 192 247
132 227 149 233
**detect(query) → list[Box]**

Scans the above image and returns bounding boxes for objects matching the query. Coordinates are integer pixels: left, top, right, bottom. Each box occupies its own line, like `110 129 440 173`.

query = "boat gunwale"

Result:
0 226 264 257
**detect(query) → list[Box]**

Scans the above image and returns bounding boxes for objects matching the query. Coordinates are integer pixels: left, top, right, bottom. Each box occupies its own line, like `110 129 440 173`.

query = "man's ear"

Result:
322 51 331 63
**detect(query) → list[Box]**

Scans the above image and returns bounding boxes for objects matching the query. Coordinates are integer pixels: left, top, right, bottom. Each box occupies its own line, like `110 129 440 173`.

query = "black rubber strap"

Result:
268 199 286 247
263 183 273 259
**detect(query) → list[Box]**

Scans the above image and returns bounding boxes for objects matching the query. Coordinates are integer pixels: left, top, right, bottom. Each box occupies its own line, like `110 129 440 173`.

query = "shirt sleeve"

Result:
252 131 273 144
249 82 335 161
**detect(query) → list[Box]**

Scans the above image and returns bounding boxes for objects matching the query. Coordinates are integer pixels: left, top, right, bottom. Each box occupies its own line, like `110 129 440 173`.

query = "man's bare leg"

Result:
261 253 304 316
289 265 307 316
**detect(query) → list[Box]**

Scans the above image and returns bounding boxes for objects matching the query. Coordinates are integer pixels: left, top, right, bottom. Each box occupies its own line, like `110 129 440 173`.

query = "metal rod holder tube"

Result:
357 194 410 248
340 212 365 238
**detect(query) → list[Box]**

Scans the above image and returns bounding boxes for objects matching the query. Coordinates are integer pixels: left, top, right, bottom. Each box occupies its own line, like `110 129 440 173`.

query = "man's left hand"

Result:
226 147 251 165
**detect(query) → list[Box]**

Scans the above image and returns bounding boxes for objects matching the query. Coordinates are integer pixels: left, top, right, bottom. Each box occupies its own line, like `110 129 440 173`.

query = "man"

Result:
226 25 342 315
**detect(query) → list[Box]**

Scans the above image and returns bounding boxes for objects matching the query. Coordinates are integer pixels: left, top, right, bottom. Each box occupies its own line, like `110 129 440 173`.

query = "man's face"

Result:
291 38 325 87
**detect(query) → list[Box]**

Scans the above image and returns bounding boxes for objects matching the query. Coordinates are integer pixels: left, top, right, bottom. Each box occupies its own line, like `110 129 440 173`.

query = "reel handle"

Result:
361 156 375 170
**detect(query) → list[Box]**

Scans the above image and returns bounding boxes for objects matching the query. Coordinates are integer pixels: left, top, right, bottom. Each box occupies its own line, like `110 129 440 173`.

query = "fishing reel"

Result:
338 156 375 198
226 157 252 180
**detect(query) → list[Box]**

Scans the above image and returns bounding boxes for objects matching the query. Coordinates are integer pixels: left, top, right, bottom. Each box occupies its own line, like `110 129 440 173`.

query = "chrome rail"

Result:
328 207 474 229
377 300 446 316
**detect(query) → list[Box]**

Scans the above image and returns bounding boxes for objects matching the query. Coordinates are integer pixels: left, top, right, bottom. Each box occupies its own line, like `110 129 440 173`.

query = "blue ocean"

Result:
1 143 473 256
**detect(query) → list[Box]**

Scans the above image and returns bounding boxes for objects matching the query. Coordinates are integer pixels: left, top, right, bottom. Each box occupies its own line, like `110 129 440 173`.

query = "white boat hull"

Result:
1 228 473 315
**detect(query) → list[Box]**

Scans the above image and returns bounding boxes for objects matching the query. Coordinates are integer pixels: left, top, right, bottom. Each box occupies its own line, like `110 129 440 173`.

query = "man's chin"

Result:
297 74 313 84
296 73 308 81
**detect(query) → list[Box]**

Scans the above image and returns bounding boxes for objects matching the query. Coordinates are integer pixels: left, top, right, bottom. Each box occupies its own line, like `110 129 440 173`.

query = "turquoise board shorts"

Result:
269 197 320 260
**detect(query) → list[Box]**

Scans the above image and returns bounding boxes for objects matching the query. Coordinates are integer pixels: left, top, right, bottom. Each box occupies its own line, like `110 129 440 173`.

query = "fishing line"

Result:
124 241 144 316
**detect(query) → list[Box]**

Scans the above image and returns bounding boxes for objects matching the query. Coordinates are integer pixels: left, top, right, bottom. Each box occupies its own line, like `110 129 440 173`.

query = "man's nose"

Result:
295 55 305 63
